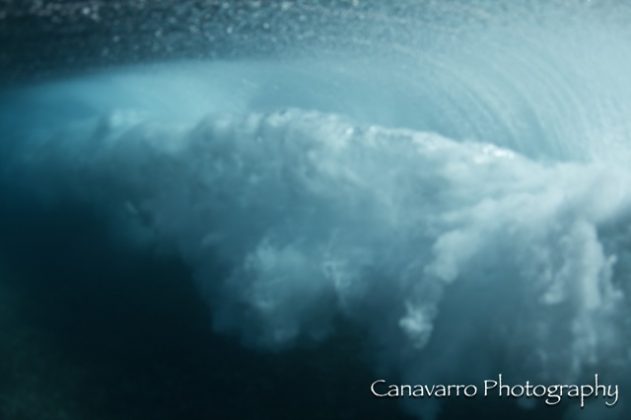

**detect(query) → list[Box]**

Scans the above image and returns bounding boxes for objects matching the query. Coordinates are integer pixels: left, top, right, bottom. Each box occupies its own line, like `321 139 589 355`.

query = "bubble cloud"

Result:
5 2 631 418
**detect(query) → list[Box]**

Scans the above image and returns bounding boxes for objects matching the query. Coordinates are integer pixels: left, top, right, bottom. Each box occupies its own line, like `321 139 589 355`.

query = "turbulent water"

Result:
4 1 631 419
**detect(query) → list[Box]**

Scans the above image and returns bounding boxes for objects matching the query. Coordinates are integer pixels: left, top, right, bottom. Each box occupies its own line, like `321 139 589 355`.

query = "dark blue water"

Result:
0 183 415 420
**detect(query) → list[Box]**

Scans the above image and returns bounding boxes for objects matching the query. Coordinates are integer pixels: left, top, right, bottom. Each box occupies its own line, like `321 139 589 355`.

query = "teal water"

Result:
3 1 631 419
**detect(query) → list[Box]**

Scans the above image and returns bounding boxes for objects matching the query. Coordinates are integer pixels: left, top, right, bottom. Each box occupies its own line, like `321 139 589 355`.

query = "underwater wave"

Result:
2 63 631 420
5 1 631 419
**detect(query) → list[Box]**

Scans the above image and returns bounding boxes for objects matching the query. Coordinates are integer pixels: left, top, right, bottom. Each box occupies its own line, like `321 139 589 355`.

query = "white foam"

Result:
9 101 631 403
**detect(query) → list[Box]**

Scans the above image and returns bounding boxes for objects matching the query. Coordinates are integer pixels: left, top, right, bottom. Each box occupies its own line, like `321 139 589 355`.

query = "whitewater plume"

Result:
5 1 631 418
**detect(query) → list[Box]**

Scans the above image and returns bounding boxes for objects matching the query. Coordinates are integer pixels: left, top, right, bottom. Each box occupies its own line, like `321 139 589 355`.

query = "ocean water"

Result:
3 1 631 419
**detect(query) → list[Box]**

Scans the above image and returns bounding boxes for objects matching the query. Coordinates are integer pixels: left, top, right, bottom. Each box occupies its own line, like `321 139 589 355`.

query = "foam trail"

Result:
4 1 631 419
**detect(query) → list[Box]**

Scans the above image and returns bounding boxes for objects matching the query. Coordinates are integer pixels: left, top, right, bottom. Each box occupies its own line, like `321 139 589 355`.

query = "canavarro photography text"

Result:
371 374 619 408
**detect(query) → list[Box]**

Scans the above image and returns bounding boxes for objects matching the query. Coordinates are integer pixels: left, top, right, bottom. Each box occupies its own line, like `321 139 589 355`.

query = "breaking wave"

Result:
4 2 631 419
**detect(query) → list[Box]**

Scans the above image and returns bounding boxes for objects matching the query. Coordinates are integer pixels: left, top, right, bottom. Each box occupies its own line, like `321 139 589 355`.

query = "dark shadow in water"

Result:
0 183 415 420
0 182 563 420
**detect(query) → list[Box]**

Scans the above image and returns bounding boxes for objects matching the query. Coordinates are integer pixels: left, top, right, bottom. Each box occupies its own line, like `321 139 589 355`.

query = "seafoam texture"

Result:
6 87 631 417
